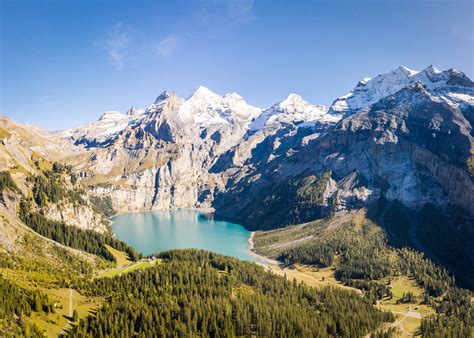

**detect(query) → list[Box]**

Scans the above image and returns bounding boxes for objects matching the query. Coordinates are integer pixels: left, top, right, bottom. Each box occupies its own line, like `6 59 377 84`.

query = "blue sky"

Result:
1 0 473 130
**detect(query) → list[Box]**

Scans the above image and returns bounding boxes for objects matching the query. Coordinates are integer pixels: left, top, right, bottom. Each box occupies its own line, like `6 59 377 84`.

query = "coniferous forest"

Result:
254 218 473 337
1 160 473 337
18 197 141 262
0 276 53 337
69 250 394 337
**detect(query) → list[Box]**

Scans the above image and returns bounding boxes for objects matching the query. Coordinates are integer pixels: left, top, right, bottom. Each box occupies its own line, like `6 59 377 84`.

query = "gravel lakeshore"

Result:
248 231 281 266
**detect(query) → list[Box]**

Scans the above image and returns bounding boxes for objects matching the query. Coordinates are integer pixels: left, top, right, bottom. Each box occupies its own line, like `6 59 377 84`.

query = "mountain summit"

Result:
329 65 474 117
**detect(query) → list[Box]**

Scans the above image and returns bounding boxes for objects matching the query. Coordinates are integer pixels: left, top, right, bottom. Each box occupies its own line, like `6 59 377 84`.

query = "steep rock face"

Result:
0 117 109 233
45 201 107 232
6 66 471 233
213 76 474 229
68 88 337 213
66 88 254 212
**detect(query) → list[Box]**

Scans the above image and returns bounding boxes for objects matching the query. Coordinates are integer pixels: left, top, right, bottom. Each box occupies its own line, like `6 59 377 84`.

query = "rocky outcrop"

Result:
409 143 473 212
213 80 474 228
45 201 108 233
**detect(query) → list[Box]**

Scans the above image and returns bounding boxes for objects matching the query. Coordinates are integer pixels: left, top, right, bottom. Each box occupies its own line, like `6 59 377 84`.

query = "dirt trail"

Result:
59 288 73 336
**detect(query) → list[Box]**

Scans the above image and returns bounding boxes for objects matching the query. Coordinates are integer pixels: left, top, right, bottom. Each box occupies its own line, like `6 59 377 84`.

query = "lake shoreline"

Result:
248 231 281 266
112 209 259 262
110 209 282 266
108 207 216 220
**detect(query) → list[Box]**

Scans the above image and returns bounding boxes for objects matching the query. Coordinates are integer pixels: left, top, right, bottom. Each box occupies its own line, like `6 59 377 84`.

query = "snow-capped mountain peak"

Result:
397 65 419 77
223 92 242 98
187 86 221 102
329 65 474 116
171 86 258 127
65 110 131 147
275 93 316 113
421 65 441 76
249 94 337 132
98 111 126 121
63 66 473 150
126 106 145 117
155 90 177 104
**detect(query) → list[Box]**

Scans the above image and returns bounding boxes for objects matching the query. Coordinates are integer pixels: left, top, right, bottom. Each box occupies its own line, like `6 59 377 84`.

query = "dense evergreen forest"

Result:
0 276 52 336
254 218 473 337
69 250 393 337
0 171 19 192
18 197 141 262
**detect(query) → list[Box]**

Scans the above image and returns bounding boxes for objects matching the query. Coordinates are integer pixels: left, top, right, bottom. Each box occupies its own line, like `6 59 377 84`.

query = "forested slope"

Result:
253 212 473 337
69 250 394 337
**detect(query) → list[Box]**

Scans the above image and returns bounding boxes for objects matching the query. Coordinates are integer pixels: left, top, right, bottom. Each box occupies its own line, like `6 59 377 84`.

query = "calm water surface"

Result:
111 210 256 262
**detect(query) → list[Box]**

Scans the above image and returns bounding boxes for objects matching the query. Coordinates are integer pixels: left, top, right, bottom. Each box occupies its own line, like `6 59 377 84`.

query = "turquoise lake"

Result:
111 209 256 262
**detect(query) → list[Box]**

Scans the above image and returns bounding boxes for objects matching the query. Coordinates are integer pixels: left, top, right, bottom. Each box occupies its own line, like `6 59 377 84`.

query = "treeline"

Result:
19 198 141 262
30 161 116 218
234 172 333 230
0 276 51 337
0 171 18 192
279 221 394 280
262 218 473 336
69 250 393 337
28 166 86 208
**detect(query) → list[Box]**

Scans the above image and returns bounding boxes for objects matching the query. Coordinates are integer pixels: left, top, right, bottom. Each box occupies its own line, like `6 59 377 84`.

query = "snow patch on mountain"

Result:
330 65 474 116
249 94 337 131
61 111 131 146
179 86 260 127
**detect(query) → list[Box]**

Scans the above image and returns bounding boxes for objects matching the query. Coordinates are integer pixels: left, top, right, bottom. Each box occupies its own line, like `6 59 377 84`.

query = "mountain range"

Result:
3 64 473 258
3 65 473 224
1 64 474 336
19 65 468 224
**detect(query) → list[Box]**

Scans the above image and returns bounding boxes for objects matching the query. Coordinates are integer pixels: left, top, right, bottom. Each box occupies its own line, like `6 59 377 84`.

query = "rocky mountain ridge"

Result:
2 66 473 228
0 117 110 233
329 65 474 117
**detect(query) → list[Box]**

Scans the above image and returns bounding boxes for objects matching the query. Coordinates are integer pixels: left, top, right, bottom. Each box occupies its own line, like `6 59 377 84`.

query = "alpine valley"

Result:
1 65 473 337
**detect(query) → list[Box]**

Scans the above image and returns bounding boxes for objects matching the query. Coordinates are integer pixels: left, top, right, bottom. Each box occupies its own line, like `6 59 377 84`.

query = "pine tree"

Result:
72 309 79 322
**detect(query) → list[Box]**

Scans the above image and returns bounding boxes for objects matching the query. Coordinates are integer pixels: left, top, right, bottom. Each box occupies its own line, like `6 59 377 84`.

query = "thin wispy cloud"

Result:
100 22 132 69
156 35 181 57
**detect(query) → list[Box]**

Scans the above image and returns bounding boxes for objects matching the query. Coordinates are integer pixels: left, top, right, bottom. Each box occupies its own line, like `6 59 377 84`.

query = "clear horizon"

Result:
1 0 473 130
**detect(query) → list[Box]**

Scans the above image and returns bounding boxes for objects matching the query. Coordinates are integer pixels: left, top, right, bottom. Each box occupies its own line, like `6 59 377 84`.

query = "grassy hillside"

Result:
0 205 103 336
0 159 144 336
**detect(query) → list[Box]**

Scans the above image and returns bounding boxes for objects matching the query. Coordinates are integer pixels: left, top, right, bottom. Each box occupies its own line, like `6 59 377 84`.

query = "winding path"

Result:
60 288 73 336
386 305 422 336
